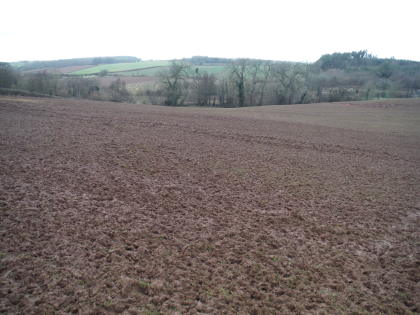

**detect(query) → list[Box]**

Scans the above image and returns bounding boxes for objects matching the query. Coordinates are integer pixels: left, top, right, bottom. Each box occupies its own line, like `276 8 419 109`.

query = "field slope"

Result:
0 97 419 314
70 61 171 75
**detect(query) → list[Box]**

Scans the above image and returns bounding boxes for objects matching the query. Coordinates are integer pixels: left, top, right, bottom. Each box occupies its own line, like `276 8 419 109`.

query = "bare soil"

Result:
96 77 157 87
23 65 94 74
94 77 158 95
0 97 419 314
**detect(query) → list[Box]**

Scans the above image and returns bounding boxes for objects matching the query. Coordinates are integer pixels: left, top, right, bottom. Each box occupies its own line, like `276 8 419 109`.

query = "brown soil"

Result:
0 97 419 314
97 76 157 88
23 65 93 74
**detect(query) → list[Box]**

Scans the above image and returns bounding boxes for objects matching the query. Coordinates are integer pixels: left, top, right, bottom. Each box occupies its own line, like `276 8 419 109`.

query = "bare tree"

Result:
23 71 58 95
247 61 262 106
217 79 232 107
258 62 272 105
0 63 17 88
229 59 249 106
64 77 99 98
270 63 308 104
160 61 190 106
192 71 217 106
109 78 130 102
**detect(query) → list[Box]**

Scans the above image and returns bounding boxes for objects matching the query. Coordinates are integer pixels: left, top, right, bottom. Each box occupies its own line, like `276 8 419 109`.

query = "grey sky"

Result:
1 0 419 62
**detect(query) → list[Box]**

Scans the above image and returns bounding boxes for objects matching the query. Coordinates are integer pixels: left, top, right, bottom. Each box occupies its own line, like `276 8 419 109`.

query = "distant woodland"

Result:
1 51 419 106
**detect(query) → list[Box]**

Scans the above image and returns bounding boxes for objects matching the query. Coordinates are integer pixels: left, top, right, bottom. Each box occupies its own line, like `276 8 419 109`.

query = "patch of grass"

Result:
219 287 232 298
204 287 232 299
138 280 150 289
116 67 169 76
103 299 114 307
198 242 215 252
231 167 249 178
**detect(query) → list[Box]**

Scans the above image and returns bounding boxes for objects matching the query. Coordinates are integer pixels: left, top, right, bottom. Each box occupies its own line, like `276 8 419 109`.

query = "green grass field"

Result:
115 68 169 76
70 60 230 77
114 65 229 77
70 61 171 75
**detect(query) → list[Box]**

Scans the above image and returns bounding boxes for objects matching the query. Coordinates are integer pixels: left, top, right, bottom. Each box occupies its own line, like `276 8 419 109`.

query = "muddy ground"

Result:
0 97 419 314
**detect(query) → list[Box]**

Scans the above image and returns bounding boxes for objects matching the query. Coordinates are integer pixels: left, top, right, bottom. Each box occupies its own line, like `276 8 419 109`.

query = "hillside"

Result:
70 61 171 75
11 56 140 72
3 51 420 106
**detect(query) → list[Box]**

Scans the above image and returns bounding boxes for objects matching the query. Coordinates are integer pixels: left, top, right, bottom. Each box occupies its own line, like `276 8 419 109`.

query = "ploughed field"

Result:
0 96 419 314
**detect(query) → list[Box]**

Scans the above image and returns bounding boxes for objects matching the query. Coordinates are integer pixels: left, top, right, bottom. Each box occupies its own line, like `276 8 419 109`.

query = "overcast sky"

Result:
1 0 419 62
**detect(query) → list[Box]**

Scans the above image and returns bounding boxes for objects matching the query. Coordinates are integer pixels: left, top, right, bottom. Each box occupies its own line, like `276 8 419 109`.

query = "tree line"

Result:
152 60 310 106
0 62 130 102
155 51 420 106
